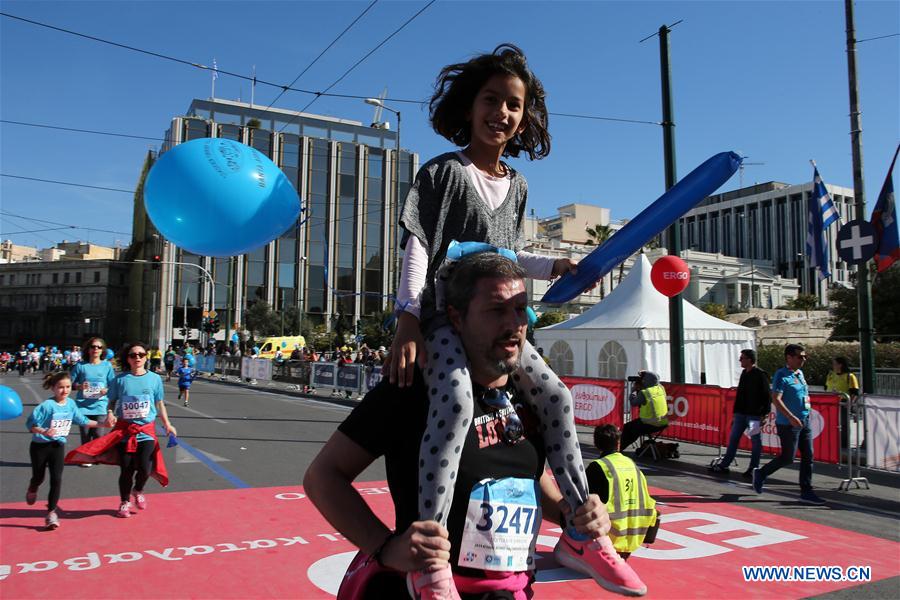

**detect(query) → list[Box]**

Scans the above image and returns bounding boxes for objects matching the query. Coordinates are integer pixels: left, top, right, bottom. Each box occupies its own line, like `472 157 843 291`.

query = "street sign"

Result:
836 219 877 264
209 310 218 319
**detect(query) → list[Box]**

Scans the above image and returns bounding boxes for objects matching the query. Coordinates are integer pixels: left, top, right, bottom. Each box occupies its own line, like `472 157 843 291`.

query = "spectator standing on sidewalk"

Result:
825 356 859 450
709 349 770 479
753 344 826 505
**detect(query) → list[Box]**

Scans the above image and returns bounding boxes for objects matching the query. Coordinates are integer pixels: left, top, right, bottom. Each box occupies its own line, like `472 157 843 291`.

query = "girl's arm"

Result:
387 237 429 387
157 400 176 436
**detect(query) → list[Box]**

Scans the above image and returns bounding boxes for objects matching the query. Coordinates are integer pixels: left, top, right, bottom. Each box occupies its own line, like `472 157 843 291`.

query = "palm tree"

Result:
585 224 613 298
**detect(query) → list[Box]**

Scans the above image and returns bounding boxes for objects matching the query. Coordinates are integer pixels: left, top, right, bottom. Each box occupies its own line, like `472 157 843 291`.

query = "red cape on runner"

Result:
65 420 169 487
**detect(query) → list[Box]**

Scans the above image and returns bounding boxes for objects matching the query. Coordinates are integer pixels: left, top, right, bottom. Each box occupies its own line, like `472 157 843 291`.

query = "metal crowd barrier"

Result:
206 356 382 396
837 396 869 491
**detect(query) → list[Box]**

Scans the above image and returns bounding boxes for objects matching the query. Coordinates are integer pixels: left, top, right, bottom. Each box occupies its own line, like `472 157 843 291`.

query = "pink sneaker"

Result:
406 565 461 600
132 492 147 510
117 501 132 518
554 532 647 596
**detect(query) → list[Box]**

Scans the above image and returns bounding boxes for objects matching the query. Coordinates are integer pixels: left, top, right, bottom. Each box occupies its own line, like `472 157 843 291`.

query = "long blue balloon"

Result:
542 151 742 304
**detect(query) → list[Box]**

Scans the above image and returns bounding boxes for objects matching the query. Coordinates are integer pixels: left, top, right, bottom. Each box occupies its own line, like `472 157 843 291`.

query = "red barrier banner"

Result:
729 392 841 464
562 377 624 427
646 383 727 446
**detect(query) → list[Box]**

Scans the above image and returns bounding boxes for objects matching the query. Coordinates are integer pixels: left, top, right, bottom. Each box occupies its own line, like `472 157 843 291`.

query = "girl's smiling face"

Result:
53 378 71 401
467 74 527 151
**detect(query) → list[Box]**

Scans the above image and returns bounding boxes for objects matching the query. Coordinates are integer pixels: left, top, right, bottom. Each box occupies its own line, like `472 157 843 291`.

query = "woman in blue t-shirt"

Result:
70 337 116 458
26 371 101 530
106 341 176 518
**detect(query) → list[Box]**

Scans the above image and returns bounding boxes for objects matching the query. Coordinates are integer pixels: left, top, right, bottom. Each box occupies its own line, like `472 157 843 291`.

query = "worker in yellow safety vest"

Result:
587 424 660 558
620 370 669 451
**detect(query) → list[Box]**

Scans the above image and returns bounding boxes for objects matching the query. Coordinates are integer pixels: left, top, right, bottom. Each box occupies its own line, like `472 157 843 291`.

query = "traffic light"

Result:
209 317 221 334
180 326 188 338
152 254 162 270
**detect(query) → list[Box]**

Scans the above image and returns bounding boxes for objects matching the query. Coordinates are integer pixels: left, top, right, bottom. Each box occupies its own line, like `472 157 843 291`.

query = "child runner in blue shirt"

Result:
26 371 100 529
176 358 197 407
387 44 645 599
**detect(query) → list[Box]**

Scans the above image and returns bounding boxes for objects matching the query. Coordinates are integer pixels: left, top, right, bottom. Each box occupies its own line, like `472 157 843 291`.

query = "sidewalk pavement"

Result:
197 371 900 518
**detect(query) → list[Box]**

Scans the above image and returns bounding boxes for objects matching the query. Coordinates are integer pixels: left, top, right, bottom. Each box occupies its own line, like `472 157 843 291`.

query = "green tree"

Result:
829 263 900 342
786 293 818 319
701 302 728 320
535 311 567 329
244 302 279 339
359 310 394 349
246 118 261 129
585 224 614 298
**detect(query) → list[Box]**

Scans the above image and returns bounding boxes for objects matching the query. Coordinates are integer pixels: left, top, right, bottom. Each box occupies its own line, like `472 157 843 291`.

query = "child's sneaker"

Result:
26 486 37 505
45 510 59 530
132 492 147 510
406 564 461 600
117 501 132 518
554 531 647 596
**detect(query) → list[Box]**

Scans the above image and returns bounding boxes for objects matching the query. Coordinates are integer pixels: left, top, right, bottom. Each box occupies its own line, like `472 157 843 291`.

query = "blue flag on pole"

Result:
807 165 841 280
871 144 900 272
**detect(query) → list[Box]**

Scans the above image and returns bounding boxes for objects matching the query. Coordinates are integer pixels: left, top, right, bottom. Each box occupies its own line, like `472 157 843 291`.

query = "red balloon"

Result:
651 255 691 297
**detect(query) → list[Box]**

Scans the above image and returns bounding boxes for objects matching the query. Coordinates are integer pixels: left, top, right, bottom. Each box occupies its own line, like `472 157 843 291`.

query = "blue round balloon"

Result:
106 348 115 360
144 138 302 257
0 385 23 421
27 343 34 349
39 346 45 352
64 350 71 356
185 354 196 367
52 346 58 353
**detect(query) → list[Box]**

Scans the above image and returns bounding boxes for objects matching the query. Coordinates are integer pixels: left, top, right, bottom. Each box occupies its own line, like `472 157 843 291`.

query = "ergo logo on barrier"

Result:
667 395 689 418
570 384 616 421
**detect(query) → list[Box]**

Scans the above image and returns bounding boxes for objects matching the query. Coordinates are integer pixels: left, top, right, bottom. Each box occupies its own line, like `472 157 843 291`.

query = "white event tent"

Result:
534 254 756 387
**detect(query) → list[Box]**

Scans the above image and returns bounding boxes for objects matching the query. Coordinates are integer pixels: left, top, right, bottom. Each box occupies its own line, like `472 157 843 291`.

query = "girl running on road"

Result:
26 371 100 530
388 44 644 599
176 357 197 407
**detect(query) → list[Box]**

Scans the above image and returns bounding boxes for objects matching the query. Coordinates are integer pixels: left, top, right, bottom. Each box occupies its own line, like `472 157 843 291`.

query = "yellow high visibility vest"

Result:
595 452 657 553
639 384 668 426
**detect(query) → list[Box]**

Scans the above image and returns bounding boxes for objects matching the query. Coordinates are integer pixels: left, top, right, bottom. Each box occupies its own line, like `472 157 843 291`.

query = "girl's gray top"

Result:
399 152 528 332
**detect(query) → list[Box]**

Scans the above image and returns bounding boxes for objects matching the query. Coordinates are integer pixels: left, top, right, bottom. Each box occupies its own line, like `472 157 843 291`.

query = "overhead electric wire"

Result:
0 226 72 236
291 0 437 119
1 211 132 235
0 11 658 125
1 174 134 194
262 0 379 112
0 215 59 244
0 119 163 141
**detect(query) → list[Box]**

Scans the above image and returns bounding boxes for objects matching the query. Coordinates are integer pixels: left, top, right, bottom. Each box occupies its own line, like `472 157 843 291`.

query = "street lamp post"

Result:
136 259 215 346
365 97 401 306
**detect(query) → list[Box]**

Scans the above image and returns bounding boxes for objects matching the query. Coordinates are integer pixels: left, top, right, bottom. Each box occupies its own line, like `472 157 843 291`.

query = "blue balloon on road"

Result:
0 386 23 421
27 343 34 349
143 138 303 257
39 346 45 352
542 151 742 304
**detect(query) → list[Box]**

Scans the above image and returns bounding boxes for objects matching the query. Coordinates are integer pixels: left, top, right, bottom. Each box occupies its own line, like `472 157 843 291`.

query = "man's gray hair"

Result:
445 252 527 316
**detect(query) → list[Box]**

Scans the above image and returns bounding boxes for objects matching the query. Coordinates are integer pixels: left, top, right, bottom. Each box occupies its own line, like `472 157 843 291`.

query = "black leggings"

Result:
30 441 65 511
79 414 104 446
118 440 155 501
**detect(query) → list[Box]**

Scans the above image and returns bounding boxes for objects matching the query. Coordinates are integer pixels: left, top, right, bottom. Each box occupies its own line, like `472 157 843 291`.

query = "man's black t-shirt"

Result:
338 371 546 568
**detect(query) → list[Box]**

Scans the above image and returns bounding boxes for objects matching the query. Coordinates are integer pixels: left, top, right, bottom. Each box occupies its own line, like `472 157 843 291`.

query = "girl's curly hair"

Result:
429 43 550 160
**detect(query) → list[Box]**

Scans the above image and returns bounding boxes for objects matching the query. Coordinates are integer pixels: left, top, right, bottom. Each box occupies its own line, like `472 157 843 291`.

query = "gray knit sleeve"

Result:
399 164 437 252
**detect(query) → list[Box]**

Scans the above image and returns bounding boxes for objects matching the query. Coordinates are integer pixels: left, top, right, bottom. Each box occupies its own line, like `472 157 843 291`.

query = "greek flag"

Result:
871 144 900 272
806 165 840 280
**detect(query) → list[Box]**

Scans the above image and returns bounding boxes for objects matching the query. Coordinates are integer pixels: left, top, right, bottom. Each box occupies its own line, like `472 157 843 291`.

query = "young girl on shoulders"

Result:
26 371 101 530
389 44 645 599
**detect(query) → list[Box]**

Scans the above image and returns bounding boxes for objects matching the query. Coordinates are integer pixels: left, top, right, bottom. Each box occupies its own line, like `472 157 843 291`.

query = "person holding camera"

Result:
621 371 668 452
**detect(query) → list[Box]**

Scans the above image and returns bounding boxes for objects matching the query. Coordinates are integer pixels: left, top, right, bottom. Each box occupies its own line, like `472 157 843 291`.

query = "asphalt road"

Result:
2 372 898 598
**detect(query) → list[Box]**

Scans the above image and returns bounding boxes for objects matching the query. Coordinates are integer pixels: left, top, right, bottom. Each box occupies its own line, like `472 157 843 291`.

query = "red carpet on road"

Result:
1 483 897 599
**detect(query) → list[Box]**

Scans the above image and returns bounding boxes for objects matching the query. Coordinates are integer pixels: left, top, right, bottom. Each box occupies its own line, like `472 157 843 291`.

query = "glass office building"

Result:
135 99 416 348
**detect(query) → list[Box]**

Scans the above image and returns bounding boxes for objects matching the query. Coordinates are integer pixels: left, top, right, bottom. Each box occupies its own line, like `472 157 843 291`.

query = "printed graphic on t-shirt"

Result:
50 412 73 438
474 405 519 449
121 395 152 420
459 477 540 571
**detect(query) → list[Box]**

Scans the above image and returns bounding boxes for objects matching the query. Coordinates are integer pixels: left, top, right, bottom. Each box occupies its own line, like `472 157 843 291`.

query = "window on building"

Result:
64 273 70 284
598 341 628 380
548 341 574 376
53 273 58 284
94 271 100 283
0 275 4 285
76 272 82 284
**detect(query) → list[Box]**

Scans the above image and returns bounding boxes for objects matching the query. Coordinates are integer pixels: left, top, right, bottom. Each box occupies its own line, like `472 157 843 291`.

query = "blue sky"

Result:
1 0 898 250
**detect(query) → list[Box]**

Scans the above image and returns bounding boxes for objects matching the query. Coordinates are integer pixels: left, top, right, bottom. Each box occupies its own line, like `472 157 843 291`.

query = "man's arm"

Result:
771 392 801 427
539 470 610 539
304 431 450 571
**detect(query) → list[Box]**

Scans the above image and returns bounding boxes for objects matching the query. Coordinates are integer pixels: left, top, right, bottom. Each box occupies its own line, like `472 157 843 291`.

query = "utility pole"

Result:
656 22 685 383
844 0 875 393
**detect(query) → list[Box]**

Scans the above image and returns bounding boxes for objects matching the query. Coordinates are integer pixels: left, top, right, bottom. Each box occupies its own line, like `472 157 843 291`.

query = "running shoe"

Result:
117 501 132 518
183 400 189 407
132 492 147 510
406 565 461 600
25 486 37 505
799 490 826 505
45 511 59 530
752 468 764 494
707 459 730 474
554 532 647 596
